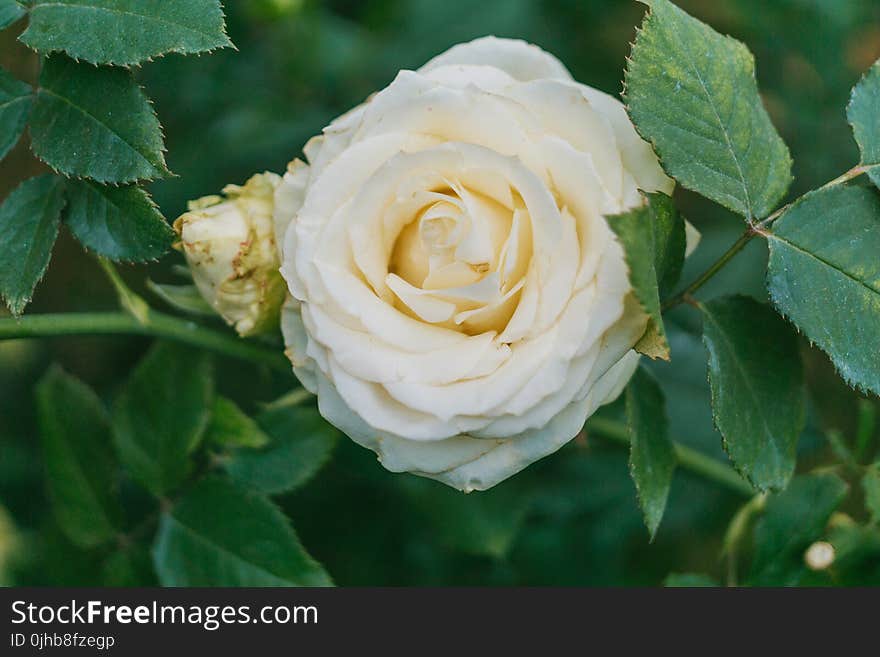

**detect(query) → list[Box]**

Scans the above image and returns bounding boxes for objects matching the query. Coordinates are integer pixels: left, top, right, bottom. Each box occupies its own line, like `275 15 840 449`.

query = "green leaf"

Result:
20 0 232 67
847 59 880 188
664 572 718 587
864 464 880 524
36 366 122 548
147 280 214 316
112 342 213 496
206 397 271 450
153 476 331 586
0 1 26 31
30 55 169 183
701 295 805 491
0 67 31 160
0 174 66 315
625 0 792 219
224 405 339 495
609 193 684 360
64 180 174 262
767 184 880 396
826 524 880 586
749 473 848 586
625 367 676 538
652 193 688 298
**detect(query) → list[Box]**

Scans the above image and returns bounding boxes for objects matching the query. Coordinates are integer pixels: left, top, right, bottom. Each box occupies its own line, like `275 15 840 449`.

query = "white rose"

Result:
175 172 287 337
275 37 674 492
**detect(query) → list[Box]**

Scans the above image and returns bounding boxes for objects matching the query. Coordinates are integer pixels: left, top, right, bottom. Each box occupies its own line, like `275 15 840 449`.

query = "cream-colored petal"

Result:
576 83 674 195
419 36 572 82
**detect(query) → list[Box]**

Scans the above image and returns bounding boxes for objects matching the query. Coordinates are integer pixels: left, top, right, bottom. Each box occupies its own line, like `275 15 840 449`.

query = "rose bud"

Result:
174 172 285 337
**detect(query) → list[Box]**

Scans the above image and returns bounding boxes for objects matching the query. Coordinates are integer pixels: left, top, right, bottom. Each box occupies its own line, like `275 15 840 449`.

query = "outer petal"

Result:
577 84 674 195
420 36 573 83
274 158 309 258
423 349 641 492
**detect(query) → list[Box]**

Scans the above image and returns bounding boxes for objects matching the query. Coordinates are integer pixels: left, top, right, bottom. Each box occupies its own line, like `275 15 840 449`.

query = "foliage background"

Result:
1 0 879 586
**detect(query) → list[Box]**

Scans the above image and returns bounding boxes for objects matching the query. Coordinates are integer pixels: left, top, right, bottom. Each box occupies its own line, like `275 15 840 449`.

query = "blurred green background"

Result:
1 0 879 586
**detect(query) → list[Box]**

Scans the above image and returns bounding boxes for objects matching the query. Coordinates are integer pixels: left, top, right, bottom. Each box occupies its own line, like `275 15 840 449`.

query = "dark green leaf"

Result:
847 59 880 188
609 193 684 360
0 174 65 315
864 464 880 524
20 0 232 67
827 524 880 586
206 397 270 450
153 476 331 586
36 366 122 548
64 180 173 262
625 367 676 538
30 55 168 183
767 184 880 396
0 1 25 31
701 295 805 491
664 572 718 587
225 405 338 495
0 66 31 160
625 0 792 219
749 473 848 586
147 280 214 316
651 193 688 297
112 342 213 496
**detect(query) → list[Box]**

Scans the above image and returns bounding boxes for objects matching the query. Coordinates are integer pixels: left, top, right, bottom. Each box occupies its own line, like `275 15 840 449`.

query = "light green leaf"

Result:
36 366 122 548
864 464 880 524
625 0 792 219
0 66 31 160
749 473 848 586
30 55 169 183
20 0 232 67
64 180 174 262
206 397 271 450
225 405 339 495
701 295 805 491
767 184 880 396
625 367 676 538
0 174 66 315
609 193 685 360
0 1 26 31
147 280 214 317
847 59 880 188
664 572 718 587
153 476 331 586
112 342 213 496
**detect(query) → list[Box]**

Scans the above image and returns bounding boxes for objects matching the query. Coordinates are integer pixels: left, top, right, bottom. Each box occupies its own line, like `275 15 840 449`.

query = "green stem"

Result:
586 416 754 497
662 163 875 312
720 493 767 586
0 311 291 373
661 229 755 311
